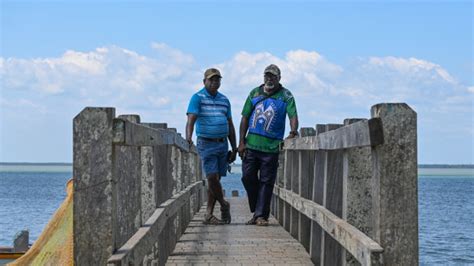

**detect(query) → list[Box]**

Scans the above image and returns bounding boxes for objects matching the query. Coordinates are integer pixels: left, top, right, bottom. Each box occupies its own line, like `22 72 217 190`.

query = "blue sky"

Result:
1 0 473 163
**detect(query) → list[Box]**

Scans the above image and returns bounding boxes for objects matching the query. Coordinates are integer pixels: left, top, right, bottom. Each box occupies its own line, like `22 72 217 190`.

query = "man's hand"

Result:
186 138 193 149
285 130 298 139
186 114 197 149
227 150 237 163
237 141 246 159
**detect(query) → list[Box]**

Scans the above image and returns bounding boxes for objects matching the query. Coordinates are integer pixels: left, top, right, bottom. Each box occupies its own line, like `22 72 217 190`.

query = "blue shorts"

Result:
196 137 229 177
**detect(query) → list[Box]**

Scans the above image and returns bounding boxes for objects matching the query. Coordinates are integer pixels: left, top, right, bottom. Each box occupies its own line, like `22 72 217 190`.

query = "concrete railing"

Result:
271 103 418 266
73 107 206 265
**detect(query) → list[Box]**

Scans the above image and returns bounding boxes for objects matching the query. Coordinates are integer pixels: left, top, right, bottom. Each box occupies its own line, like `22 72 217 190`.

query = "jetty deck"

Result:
69 103 418 266
166 197 313 265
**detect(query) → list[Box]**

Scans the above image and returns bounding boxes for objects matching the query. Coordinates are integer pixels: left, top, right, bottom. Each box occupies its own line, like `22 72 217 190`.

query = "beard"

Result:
264 82 275 91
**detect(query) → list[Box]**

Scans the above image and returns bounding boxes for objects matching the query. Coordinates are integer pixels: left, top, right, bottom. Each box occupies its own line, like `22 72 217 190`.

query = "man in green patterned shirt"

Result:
238 64 299 226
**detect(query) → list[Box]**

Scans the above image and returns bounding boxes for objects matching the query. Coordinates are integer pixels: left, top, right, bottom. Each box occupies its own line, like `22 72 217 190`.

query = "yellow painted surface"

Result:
8 179 73 266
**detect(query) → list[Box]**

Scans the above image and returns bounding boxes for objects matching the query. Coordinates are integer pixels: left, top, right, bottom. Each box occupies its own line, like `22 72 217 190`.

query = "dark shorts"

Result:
196 137 228 177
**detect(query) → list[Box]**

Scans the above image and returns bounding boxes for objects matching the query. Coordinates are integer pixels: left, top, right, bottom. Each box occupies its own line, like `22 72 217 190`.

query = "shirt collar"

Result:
202 87 219 98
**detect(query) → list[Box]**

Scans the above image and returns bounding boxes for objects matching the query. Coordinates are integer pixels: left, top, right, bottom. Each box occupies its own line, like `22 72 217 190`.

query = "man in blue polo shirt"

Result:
186 68 237 225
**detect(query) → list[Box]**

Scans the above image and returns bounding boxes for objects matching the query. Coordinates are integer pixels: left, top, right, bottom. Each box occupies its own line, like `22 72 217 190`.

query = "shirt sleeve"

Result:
241 95 253 118
286 93 298 119
186 94 200 115
226 99 232 119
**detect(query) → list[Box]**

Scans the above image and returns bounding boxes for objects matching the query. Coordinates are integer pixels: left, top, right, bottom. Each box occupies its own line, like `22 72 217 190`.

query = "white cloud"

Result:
367 56 456 84
1 43 471 142
151 42 195 65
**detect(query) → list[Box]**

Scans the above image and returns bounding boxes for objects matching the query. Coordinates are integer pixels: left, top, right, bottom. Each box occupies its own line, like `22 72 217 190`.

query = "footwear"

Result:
255 217 269 226
246 217 257 225
220 202 231 224
203 214 225 225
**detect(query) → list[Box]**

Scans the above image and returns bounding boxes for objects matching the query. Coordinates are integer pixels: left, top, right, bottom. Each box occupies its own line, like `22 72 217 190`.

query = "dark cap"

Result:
204 68 222 80
264 64 281 77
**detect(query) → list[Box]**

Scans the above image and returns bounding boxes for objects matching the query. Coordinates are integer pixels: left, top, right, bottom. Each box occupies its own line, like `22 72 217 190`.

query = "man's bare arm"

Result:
286 116 299 139
228 118 237 151
186 114 197 145
227 118 237 162
238 116 249 158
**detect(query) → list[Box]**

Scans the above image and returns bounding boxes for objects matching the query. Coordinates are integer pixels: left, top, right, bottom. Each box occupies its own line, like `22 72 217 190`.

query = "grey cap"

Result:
204 68 222 79
264 64 281 77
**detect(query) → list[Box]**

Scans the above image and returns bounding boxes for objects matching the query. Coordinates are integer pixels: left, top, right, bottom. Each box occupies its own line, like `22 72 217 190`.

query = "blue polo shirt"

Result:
187 88 232 138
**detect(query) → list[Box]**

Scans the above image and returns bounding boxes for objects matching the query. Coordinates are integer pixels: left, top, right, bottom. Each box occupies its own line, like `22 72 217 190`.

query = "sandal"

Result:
220 202 231 224
203 214 225 225
255 217 269 226
246 217 257 225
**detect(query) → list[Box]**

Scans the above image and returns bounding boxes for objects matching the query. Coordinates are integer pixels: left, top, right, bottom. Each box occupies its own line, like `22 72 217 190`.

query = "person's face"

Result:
204 75 221 91
264 72 280 90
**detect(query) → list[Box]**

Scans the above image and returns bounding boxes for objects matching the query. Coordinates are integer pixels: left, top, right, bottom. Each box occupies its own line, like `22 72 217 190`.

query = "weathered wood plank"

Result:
298 150 312 252
107 180 203 265
310 124 326 266
283 118 383 150
274 186 383 266
324 124 344 266
283 150 292 232
167 197 314 265
298 127 315 252
290 150 299 239
113 119 190 152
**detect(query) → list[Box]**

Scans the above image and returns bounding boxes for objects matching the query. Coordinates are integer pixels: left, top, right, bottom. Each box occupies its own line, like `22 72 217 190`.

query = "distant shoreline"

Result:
1 162 473 168
0 162 72 166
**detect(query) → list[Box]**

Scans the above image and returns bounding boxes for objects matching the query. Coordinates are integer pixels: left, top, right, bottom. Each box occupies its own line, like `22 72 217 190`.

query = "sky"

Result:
0 0 473 164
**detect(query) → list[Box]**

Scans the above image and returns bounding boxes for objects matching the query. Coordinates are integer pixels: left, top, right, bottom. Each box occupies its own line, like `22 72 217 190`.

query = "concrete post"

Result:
342 118 373 266
73 107 115 265
371 103 418 265
141 145 156 224
114 115 142 249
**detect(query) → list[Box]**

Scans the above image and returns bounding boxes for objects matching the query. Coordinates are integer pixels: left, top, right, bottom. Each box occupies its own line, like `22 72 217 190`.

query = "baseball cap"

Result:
264 64 281 77
204 68 222 79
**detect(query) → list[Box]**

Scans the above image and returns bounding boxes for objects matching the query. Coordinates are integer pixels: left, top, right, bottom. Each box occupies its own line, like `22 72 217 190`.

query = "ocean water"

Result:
1 166 473 265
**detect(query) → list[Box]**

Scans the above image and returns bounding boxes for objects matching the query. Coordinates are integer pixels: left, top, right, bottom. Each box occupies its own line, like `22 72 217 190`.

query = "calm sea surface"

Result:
0 165 473 265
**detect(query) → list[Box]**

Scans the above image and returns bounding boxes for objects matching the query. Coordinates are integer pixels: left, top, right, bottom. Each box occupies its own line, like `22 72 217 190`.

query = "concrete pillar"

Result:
114 114 142 249
73 107 115 265
371 103 418 265
342 118 373 266
141 145 156 223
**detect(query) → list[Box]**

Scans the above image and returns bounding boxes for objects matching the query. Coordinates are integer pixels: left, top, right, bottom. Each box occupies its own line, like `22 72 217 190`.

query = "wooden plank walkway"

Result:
166 197 313 266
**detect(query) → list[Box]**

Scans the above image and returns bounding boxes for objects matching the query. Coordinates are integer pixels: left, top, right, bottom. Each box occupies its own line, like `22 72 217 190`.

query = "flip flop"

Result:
246 217 257 225
255 217 269 226
203 214 225 225
220 202 231 224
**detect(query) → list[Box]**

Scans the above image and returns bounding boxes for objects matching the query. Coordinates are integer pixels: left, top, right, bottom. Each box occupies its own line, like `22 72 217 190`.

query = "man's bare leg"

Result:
207 173 228 207
206 185 217 217
203 174 226 224
207 173 231 223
